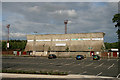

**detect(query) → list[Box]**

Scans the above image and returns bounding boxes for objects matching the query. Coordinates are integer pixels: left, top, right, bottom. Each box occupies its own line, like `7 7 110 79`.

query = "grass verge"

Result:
2 69 68 75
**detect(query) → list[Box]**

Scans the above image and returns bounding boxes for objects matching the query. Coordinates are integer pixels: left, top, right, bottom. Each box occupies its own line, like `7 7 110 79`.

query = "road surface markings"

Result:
79 71 87 75
68 71 71 73
80 71 87 75
78 62 84 65
81 63 93 68
55 70 59 71
86 63 93 67
108 64 114 69
81 67 84 68
117 73 120 78
117 59 119 62
94 63 104 68
96 72 102 76
78 63 80 65
49 63 53 64
83 71 87 73
107 59 110 61
65 64 70 66
98 60 101 61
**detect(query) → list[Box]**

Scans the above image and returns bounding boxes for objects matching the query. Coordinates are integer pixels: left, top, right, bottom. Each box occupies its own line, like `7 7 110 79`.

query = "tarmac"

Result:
2 56 120 80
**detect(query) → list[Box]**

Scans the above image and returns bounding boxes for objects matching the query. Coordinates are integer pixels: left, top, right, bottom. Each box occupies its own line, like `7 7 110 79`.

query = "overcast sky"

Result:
2 2 119 42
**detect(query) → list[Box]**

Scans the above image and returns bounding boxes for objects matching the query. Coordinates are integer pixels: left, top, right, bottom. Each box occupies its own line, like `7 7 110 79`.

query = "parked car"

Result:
92 55 100 60
48 54 57 59
76 55 84 60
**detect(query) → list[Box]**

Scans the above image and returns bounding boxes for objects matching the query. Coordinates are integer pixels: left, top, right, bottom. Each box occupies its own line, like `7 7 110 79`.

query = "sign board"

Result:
88 47 92 49
71 39 78 40
111 49 118 51
28 38 104 42
7 43 9 48
28 40 34 42
92 38 103 40
53 39 70 41
36 39 51 41
72 38 91 40
81 38 91 40
55 43 66 46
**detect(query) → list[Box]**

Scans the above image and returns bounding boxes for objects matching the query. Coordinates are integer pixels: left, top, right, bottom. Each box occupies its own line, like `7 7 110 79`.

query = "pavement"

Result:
2 56 120 78
2 73 119 80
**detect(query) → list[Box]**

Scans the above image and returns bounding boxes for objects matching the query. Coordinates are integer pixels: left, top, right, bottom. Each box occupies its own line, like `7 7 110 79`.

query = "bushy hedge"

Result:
2 40 27 51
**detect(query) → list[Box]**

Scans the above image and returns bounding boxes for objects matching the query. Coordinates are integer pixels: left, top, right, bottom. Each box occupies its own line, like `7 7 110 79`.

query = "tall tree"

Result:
112 13 120 57
112 13 120 28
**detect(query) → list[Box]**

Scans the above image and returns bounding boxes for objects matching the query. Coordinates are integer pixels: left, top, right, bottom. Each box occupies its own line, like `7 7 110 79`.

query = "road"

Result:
2 56 120 78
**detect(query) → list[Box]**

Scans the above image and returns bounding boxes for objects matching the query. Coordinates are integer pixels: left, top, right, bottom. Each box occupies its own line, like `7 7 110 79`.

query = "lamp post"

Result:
64 20 68 34
6 24 10 55
6 24 10 49
33 31 37 56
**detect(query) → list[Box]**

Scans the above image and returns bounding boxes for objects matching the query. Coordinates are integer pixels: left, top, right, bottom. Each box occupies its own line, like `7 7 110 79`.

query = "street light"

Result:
33 31 37 56
6 24 10 49
64 20 68 34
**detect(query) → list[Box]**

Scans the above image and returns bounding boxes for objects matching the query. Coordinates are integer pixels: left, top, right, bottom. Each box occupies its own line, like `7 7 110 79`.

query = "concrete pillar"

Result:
44 51 48 56
111 52 113 57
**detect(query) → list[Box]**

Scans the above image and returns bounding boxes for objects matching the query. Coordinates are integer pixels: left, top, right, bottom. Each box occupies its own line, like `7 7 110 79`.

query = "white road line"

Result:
94 63 104 68
117 73 120 78
65 64 70 66
96 72 102 76
117 59 119 62
78 62 84 65
82 62 85 64
98 60 101 61
81 66 84 68
82 71 87 74
78 64 80 65
68 71 71 73
86 63 93 67
108 64 114 69
107 59 110 61
55 70 59 71
49 63 53 64
79 71 87 74
82 67 84 68
83 71 87 73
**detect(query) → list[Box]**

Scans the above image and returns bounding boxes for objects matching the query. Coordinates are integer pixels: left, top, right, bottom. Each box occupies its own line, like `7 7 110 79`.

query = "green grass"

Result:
2 69 68 75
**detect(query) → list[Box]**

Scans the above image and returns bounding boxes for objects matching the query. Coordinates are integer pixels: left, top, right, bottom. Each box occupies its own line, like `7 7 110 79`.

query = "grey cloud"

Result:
2 2 118 42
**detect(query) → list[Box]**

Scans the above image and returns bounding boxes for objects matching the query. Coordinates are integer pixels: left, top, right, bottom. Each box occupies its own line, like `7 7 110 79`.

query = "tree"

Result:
112 13 120 57
2 40 27 51
66 46 69 52
112 13 120 34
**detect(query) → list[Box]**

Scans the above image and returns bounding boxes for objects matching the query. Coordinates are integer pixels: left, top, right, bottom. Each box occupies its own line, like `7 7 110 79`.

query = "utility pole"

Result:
64 20 68 34
6 24 10 54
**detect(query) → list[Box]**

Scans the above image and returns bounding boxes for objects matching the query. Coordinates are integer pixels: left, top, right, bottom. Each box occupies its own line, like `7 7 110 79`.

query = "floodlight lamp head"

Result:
6 24 10 28
64 20 68 24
